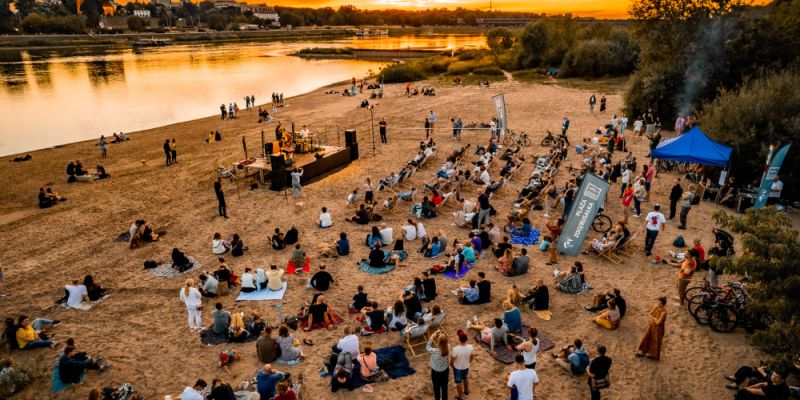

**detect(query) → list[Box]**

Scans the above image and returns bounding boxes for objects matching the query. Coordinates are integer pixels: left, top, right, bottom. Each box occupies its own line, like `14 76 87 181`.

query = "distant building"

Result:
151 0 175 7
251 5 279 24
476 18 532 27
133 9 151 18
213 0 242 9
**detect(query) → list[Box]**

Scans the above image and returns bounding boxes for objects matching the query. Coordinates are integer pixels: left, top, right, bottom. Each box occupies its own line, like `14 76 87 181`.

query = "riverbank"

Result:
0 78 760 399
292 47 441 60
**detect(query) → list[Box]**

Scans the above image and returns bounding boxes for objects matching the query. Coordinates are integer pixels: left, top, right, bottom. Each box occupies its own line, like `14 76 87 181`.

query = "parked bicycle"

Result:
503 129 532 147
591 209 613 234
540 130 567 147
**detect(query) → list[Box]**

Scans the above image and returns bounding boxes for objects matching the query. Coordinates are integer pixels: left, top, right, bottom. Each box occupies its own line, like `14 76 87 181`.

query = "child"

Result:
540 236 552 252
218 349 240 373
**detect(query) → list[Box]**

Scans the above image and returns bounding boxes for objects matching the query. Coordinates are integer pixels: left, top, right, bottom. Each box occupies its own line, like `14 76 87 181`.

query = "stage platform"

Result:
232 145 352 189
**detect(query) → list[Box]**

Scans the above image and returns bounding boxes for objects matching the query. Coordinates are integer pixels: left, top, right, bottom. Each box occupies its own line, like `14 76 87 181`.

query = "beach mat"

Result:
200 319 260 346
534 310 553 321
149 257 201 278
359 261 396 275
326 345 416 388
235 282 287 301
299 310 343 331
442 263 474 279
510 228 541 247
473 326 555 364
114 232 131 242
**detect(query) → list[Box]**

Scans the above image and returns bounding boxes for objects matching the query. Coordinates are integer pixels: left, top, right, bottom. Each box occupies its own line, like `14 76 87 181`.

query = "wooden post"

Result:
260 130 265 157
242 136 248 159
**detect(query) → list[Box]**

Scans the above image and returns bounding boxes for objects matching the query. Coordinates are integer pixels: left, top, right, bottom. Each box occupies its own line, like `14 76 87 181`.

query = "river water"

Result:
0 34 485 156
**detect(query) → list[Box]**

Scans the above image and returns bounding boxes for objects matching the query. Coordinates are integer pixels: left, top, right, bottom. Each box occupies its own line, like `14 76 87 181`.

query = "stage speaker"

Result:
349 143 359 161
344 129 357 147
270 155 286 191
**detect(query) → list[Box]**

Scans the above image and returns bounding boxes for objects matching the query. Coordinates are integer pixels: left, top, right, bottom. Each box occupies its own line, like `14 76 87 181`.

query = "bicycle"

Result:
503 129 532 147
540 130 556 147
591 211 613 234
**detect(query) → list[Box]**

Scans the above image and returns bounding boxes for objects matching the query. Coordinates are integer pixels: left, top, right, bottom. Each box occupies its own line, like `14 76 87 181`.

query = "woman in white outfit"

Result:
180 279 203 331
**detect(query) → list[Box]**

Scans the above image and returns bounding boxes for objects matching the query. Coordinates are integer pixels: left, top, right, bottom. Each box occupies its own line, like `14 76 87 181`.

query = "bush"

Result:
559 39 638 78
379 63 425 83
446 59 492 75
127 16 146 32
471 66 503 76
21 14 85 34
623 61 685 122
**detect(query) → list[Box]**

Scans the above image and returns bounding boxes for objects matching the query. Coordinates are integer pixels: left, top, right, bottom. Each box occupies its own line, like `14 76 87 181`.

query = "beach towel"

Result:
326 345 415 389
51 363 84 393
235 282 287 301
442 262 474 279
149 256 201 278
510 228 541 247
299 310 343 331
200 320 259 346
473 326 555 364
534 310 553 321
114 232 131 242
59 295 110 310
358 261 396 275
286 257 310 274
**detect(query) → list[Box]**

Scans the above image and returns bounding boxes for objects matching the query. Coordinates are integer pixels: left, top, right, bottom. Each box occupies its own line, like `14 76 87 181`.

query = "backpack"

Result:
673 236 686 248
143 260 158 269
571 351 590 375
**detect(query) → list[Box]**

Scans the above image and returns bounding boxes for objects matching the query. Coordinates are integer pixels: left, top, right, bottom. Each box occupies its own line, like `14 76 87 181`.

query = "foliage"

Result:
559 36 638 78
629 0 752 21
0 0 14 33
516 20 548 69
712 208 800 371
127 15 146 32
296 47 354 55
378 62 425 83
700 71 800 195
21 13 85 33
205 13 228 31
15 0 36 18
487 27 515 63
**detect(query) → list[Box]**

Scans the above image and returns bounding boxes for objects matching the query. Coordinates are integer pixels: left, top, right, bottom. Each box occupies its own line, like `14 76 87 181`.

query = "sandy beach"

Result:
0 77 761 399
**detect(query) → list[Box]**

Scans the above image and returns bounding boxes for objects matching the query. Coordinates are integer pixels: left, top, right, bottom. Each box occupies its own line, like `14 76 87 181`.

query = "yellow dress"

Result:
637 305 667 359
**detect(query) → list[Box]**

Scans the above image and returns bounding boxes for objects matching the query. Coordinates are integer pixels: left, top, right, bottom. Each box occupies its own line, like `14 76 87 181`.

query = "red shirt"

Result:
694 244 705 263
274 390 297 400
622 187 634 207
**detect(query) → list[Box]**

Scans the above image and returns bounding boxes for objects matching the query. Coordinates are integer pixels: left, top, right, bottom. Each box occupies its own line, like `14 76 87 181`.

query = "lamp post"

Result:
368 105 376 155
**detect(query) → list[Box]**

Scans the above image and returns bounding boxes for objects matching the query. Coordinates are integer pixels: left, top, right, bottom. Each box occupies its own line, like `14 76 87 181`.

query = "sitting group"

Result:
37 187 65 209
129 220 159 249
211 232 248 257
453 272 492 305
59 275 110 310
271 226 299 250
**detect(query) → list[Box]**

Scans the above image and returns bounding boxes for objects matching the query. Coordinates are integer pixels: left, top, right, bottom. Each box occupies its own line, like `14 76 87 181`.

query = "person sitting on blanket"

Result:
15 315 57 350
308 265 334 291
290 244 306 271
366 226 382 249
332 325 360 360
272 228 286 250
357 344 390 388
407 277 427 302
230 312 251 342
256 327 279 364
198 273 219 297
239 268 257 293
477 272 492 304
523 279 550 311
497 248 514 275
214 259 239 288
502 300 522 334
256 268 268 290
455 280 480 305
467 317 515 354
231 234 248 257
379 223 394 246
276 324 304 362
284 226 299 245
266 264 284 291
320 207 333 229
55 345 111 391
510 248 530 276
336 232 350 256
402 219 417 242
212 232 230 255
249 315 266 337
445 248 467 276
358 301 387 334
82 275 108 301
367 243 388 268
556 262 588 294
402 289 425 321
552 338 590 376
421 271 437 301
386 300 408 331
585 288 627 317
332 357 354 393
256 364 288 400
461 241 478 264
515 327 540 369
517 218 533 238
592 299 621 330
304 295 335 331
351 285 369 312
65 279 92 310
346 204 370 224
208 303 230 335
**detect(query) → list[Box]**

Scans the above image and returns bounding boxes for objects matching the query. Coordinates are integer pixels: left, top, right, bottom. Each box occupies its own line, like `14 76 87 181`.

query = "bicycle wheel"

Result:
521 137 532 147
541 136 554 147
687 294 711 323
591 214 612 233
709 307 738 333
691 302 713 325
503 135 514 146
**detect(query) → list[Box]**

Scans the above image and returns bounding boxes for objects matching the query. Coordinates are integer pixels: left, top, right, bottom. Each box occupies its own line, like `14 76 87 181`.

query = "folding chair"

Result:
404 323 431 357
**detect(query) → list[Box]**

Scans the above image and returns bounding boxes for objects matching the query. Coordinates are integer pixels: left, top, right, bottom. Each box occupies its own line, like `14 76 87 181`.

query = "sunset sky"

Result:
267 0 633 19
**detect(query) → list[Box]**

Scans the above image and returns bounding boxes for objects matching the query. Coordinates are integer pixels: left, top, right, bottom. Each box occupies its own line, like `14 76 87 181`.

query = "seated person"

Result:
358 301 387 333
346 190 361 206
511 249 530 276
231 234 247 257
467 317 514 353
502 300 522 334
229 312 251 342
284 226 299 245
402 290 424 321
15 316 56 350
38 188 54 209
396 188 417 202
307 265 334 291
592 299 621 330
476 272 492 304
95 165 110 180
351 286 369 311
585 288 626 317
723 362 777 390
356 345 389 386
289 244 307 270
171 248 192 271
319 207 333 228
421 236 443 258
386 301 408 331
82 275 108 301
198 273 219 297
497 249 514 275
401 317 429 339
367 243 387 268
255 364 286 399
335 232 350 256
523 279 550 310
421 271 437 301
378 223 394 246
454 280 480 305
207 303 230 335
271 228 286 250
346 204 370 224
256 268 267 290
55 345 110 391
332 353 354 393
64 279 92 310
494 236 513 258
733 370 790 400
276 325 303 362
266 265 284 291
366 226 382 249
552 339 590 376
212 233 230 255
213 259 236 288
304 295 333 331
422 304 445 327
556 262 587 294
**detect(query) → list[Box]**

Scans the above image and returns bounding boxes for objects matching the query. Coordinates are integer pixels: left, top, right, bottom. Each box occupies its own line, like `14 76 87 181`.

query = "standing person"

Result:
589 94 596 113
378 118 387 144
214 177 228 218
179 279 202 332
507 354 539 400
599 95 607 113
674 115 685 135
546 218 564 266
620 164 631 198
291 168 304 197
163 139 172 166
643 204 666 256
561 116 570 136
170 138 177 164
587 345 612 400
424 118 431 139
678 184 696 230
428 110 437 135
451 331 474 400
675 248 698 305
648 130 662 159
768 175 783 205
364 178 374 204
633 117 644 143
621 183 634 224
477 189 491 228
636 297 667 360
668 178 683 221
427 331 450 400
452 117 462 140
220 104 226 120
98 135 107 159
644 161 656 200
632 177 646 217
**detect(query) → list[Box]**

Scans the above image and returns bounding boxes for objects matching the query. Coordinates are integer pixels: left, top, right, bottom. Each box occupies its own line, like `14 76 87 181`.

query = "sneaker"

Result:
725 383 739 390
633 214 641 218
51 320 62 327
724 375 736 382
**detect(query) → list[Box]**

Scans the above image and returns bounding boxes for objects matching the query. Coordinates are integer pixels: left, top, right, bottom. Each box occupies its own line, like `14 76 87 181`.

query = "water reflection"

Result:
0 34 486 156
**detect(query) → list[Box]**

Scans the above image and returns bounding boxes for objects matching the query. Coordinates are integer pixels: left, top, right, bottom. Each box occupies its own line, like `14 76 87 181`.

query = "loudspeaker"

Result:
270 155 287 191
344 129 357 147
349 143 359 161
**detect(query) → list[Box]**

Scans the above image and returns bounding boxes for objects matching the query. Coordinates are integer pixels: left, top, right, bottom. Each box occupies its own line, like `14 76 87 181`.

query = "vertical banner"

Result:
755 143 791 209
492 94 507 135
557 173 611 256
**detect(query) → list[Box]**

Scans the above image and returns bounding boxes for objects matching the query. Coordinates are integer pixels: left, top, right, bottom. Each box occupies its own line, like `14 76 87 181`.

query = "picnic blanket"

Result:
359 261 396 275
235 282 287 301
442 262 474 279
326 345 415 389
114 232 131 242
473 326 555 364
200 319 260 346
298 310 343 331
148 257 201 278
287 257 310 274
510 228 541 247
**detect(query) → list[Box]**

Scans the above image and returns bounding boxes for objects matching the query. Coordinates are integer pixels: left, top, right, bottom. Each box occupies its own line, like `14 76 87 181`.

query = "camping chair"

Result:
427 312 447 332
436 191 455 211
403 322 431 357
596 240 622 264
383 195 398 214
217 164 237 182
617 232 638 257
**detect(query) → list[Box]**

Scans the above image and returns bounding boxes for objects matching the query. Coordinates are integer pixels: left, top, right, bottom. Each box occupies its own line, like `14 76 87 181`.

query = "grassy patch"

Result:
295 47 354 55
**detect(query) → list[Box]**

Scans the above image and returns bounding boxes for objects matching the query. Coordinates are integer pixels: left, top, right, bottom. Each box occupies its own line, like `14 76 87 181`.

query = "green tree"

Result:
205 12 227 31
0 0 14 33
516 20 548 69
127 15 146 32
15 0 36 17
486 27 515 64
712 208 800 371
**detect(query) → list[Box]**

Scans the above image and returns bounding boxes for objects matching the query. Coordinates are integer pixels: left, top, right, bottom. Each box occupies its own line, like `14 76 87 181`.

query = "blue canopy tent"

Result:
651 126 732 167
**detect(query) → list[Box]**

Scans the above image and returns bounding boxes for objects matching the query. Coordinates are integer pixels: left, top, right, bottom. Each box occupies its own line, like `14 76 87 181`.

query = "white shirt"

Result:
633 120 643 131
337 334 360 359
621 169 631 184
507 368 539 400
300 128 309 138
480 170 491 185
179 287 202 307
519 340 539 365
65 285 88 307
364 181 374 192
241 272 257 289
645 211 667 231
416 222 427 239
403 225 417 241
320 212 333 228
180 387 205 400
379 227 393 245
212 239 228 254
770 180 783 198
451 344 474 370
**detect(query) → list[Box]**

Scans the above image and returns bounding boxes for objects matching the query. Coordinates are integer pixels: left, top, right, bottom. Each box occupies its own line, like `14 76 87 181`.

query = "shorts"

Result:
645 182 651 191
453 368 469 384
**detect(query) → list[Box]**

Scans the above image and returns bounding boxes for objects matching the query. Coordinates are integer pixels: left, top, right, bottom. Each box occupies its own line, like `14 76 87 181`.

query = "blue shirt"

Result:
257 371 284 399
470 237 482 253
462 247 476 263
336 239 350 255
430 243 441 257
503 308 522 333
461 287 479 303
